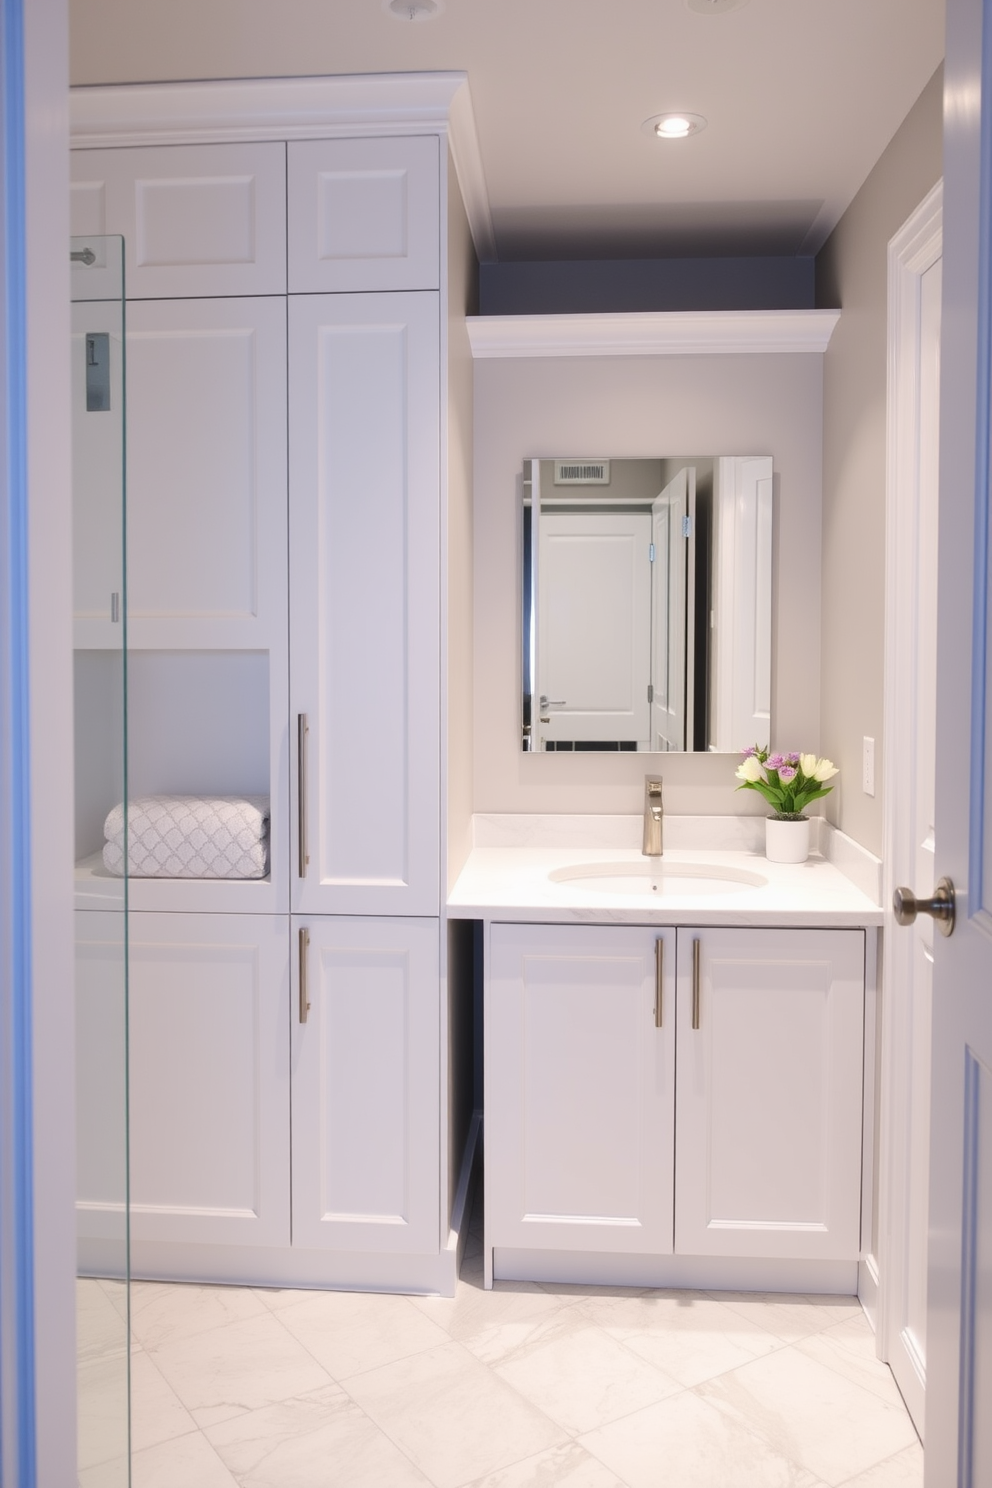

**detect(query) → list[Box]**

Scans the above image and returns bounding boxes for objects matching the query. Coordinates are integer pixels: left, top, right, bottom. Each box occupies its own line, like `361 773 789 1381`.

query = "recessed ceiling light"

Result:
384 0 443 19
687 0 749 13
642 112 708 140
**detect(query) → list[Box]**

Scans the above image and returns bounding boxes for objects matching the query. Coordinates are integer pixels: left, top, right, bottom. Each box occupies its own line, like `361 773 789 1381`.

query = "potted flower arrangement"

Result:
735 747 839 863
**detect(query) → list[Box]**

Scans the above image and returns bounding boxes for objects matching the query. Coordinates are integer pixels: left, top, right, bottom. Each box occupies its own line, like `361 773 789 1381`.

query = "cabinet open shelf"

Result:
74 648 285 914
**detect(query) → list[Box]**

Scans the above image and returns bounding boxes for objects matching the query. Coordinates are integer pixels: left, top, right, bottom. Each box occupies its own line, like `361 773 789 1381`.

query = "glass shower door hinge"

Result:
110 592 120 624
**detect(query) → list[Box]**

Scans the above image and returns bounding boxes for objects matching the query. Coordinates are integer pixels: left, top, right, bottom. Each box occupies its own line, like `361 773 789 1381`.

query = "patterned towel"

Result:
103 795 270 879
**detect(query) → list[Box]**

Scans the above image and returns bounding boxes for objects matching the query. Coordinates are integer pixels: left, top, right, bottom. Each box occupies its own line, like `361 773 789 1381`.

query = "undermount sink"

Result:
548 860 768 896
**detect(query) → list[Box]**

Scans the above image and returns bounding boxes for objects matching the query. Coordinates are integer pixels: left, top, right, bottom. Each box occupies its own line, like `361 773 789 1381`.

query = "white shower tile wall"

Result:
77 1209 922 1488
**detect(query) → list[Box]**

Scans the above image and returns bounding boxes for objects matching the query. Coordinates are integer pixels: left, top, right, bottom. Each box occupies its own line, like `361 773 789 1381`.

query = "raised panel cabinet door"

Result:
290 917 440 1255
124 296 288 654
675 927 865 1261
71 142 287 298
289 292 440 917
487 923 676 1256
75 911 129 1252
125 912 291 1253
287 136 440 293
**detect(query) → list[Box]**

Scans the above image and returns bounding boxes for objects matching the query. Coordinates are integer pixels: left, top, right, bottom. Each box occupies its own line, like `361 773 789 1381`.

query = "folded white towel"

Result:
103 795 270 879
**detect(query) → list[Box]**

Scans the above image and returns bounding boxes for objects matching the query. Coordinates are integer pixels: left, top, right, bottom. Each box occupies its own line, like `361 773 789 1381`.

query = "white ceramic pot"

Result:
765 815 811 864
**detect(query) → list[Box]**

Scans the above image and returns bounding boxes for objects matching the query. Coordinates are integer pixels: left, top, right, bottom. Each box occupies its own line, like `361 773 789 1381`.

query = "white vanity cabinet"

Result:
674 927 865 1262
487 924 676 1256
486 921 866 1289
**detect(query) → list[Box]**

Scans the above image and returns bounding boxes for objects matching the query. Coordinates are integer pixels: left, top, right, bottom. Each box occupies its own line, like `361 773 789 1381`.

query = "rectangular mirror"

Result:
522 456 772 753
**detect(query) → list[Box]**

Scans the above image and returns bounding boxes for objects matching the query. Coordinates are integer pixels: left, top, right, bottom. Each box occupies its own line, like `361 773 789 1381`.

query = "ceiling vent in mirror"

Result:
554 460 611 486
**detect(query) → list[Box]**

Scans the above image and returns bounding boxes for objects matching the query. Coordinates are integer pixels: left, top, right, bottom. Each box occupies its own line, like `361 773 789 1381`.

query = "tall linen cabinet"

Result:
71 77 481 1295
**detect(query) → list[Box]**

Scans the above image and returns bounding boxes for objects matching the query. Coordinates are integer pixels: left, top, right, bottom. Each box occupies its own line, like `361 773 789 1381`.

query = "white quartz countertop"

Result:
447 822 883 926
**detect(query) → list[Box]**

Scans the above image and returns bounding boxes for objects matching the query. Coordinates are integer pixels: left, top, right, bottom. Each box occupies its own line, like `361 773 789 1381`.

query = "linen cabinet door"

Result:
487 924 676 1263
287 136 440 293
71 142 287 298
124 296 288 654
125 912 291 1261
289 292 440 917
675 927 865 1261
290 917 440 1255
75 911 129 1271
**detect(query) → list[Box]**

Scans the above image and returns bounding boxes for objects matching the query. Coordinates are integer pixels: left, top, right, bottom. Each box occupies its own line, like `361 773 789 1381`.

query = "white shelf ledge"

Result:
467 309 841 359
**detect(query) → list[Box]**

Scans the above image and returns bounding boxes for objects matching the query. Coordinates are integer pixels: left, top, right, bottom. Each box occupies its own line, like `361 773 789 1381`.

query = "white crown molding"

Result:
70 71 497 264
467 309 841 358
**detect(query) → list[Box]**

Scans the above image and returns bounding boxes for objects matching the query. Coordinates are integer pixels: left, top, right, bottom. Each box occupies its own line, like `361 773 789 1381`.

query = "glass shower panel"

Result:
71 235 130 1488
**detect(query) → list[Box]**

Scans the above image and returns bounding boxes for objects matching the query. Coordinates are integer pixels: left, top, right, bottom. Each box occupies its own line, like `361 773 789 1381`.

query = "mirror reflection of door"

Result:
522 455 772 752
537 510 651 748
651 466 696 751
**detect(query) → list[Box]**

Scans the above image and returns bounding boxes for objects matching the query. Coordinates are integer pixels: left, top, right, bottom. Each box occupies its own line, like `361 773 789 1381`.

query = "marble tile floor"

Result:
78 1229 923 1488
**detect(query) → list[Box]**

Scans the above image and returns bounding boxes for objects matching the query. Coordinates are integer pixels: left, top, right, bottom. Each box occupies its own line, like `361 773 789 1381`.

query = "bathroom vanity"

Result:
448 815 883 1295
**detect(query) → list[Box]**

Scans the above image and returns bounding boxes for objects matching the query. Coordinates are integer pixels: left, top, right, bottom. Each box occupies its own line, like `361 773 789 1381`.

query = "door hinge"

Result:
649 542 655 562
647 683 654 703
682 515 692 538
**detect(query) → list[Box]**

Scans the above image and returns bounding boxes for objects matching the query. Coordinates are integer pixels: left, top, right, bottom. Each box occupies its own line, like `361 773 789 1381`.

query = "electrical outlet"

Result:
863 736 875 797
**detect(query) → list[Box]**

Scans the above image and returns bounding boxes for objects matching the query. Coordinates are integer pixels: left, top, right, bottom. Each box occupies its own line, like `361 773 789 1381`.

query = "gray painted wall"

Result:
473 352 823 816
816 66 943 855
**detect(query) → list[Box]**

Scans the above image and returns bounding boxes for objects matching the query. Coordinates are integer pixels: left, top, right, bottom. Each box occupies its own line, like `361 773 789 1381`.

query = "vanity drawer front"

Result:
288 136 440 293
674 927 865 1261
487 923 676 1256
71 142 287 298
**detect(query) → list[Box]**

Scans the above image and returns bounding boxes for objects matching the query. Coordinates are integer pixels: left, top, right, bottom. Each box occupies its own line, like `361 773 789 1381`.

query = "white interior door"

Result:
923 0 992 1477
537 511 651 746
651 467 693 750
881 187 942 1438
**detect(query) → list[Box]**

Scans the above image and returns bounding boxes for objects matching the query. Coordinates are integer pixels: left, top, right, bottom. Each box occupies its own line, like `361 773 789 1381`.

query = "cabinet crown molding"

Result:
70 71 497 263
466 309 841 358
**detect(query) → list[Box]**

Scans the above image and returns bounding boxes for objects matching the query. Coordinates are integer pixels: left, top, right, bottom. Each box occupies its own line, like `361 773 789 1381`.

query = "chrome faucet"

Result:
642 775 664 857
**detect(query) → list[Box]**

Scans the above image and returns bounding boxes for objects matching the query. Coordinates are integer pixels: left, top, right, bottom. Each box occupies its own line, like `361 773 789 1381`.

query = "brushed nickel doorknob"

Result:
892 877 955 936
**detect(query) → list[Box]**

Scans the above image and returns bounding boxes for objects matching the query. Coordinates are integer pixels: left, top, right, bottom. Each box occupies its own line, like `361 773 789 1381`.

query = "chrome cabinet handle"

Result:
654 938 664 1028
298 927 311 1023
893 877 955 937
692 938 701 1029
297 713 310 878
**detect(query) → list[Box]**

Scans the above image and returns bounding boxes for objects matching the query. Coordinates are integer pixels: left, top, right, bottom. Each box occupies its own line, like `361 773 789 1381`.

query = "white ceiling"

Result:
69 0 946 261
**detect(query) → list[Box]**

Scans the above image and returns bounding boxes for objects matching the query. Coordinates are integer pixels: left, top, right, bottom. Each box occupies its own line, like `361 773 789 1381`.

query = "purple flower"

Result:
766 753 785 770
787 752 800 764
740 745 757 759
778 764 797 782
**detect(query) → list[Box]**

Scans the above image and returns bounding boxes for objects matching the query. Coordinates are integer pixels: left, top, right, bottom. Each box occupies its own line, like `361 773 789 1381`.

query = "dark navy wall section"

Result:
479 256 817 315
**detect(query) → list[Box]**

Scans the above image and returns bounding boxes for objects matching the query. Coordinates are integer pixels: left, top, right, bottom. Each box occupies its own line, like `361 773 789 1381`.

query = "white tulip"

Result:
813 758 838 782
799 752 818 776
736 756 764 782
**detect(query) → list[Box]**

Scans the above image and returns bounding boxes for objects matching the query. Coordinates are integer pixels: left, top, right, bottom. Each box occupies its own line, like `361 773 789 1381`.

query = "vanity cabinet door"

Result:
674 927 865 1261
123 912 291 1257
287 136 440 294
289 292 440 918
290 916 440 1255
487 923 676 1257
